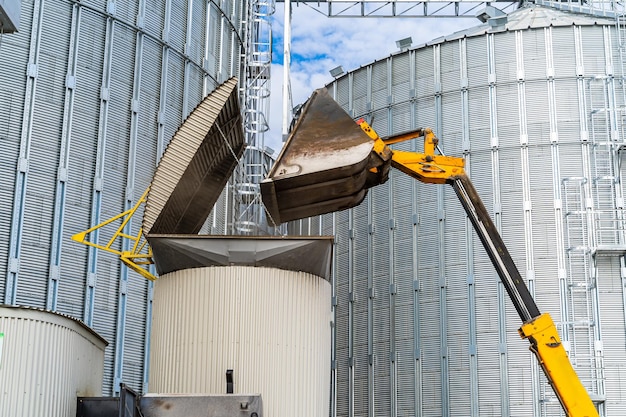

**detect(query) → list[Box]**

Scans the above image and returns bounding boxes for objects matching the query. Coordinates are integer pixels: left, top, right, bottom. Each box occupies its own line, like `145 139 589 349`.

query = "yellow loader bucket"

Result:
261 88 390 224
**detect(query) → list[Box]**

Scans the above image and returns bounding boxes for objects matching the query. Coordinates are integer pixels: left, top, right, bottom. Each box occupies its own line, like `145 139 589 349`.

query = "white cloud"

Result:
263 4 479 153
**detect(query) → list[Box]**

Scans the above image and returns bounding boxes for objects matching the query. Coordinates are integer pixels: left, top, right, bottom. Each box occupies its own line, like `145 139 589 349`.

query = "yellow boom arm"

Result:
359 120 598 417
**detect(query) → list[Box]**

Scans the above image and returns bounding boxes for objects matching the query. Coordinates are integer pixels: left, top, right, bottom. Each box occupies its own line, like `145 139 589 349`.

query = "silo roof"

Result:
142 77 245 235
426 4 615 45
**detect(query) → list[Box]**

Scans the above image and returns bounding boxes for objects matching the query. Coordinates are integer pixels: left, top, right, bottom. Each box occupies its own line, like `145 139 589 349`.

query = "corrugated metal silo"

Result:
0 0 247 395
0 305 107 417
291 5 626 416
148 237 333 417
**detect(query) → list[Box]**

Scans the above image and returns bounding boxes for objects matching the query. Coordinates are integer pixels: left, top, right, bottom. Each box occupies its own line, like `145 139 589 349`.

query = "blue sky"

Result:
264 3 480 153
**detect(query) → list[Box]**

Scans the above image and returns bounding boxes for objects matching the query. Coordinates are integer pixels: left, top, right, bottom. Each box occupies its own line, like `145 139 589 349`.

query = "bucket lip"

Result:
0 304 109 347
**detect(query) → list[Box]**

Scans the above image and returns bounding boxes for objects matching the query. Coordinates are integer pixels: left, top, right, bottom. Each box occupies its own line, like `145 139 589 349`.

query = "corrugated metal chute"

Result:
142 77 245 235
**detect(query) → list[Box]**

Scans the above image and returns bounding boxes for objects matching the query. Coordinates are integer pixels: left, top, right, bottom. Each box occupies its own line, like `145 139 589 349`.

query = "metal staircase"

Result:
236 0 276 234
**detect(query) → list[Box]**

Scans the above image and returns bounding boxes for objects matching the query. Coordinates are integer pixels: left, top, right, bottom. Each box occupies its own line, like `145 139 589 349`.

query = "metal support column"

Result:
47 2 82 311
5 0 44 305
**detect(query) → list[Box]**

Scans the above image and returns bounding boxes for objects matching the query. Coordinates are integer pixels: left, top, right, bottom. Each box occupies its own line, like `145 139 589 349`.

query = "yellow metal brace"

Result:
358 119 465 184
71 189 156 281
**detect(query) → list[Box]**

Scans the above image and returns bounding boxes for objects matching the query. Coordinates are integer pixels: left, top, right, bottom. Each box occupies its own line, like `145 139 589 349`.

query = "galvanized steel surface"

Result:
289 5 626 417
149 266 332 417
0 0 247 395
0 305 107 417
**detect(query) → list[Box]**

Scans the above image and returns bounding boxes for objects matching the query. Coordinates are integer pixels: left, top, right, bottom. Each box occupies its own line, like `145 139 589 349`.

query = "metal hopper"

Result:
261 88 391 224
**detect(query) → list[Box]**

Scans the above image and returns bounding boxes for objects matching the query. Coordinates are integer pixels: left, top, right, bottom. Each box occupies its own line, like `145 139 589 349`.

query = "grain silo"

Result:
0 0 249 395
286 4 626 416
0 305 107 417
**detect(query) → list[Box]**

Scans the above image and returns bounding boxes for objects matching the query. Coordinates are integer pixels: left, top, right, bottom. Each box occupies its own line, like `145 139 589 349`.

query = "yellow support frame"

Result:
71 189 156 281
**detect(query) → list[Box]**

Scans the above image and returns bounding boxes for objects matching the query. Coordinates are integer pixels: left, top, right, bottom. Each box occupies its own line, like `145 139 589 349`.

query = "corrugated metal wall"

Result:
0 0 247 395
0 306 107 417
291 12 626 417
149 266 332 417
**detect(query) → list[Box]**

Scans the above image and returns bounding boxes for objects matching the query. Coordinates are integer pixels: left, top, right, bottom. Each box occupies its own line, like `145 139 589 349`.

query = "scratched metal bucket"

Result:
261 88 390 224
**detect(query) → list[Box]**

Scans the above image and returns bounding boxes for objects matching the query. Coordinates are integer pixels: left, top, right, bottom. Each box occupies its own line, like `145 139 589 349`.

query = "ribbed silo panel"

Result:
185 64 204 118
498 146 526 250
580 25 607 76
396 333 415 414
80 0 105 11
116 0 139 23
467 90 490 142
335 75 350 108
92 257 119 392
205 3 219 76
391 53 410 103
495 82 521 148
0 45 24 300
526 80 551 145
466 36 488 89
144 0 165 36
371 188 391 416
440 39 459 93
135 39 162 189
122 277 148 390
392 101 411 134
554 78 581 142
494 31 516 81
371 60 388 109
559 142 585 178
163 54 185 144
370 108 389 138
14 2 73 308
189 0 206 64
415 47 434 100
352 69 368 117
415 95 436 129
169 0 187 54
522 30 547 81
553 28 577 78
443 200 467 285
93 19 131 396
441 94 463 155
57 7 107 318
